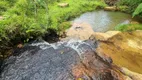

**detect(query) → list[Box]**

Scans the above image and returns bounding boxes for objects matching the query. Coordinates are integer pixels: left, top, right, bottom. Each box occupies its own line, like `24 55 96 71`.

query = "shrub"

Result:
133 3 142 17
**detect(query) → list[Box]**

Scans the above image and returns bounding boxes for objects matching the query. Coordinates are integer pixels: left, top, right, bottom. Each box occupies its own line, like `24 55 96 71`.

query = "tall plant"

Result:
133 3 142 17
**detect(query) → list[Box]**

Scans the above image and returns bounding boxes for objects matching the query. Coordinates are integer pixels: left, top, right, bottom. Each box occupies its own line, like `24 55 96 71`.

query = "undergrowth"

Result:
117 0 142 13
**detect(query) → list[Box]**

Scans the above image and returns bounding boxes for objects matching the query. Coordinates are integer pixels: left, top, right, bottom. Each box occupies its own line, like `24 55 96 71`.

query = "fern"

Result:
133 3 142 17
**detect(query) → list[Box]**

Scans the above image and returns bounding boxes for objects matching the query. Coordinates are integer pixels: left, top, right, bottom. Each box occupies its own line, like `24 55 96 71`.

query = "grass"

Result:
115 24 142 31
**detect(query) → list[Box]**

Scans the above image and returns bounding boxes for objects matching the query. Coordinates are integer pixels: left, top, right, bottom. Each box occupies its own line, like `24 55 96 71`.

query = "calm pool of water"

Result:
73 10 140 32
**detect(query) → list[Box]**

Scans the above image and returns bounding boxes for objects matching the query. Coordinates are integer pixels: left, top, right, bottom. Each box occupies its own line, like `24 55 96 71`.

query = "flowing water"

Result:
73 10 140 32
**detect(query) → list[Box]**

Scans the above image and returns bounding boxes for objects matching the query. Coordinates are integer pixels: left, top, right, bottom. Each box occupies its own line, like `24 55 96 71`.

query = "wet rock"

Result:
58 3 69 7
0 40 125 80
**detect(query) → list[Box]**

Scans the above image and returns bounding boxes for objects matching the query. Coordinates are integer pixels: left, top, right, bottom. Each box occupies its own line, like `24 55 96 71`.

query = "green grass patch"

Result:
115 24 142 31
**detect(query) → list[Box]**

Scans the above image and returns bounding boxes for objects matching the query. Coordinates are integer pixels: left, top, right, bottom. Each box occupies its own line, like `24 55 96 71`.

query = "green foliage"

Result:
115 24 142 31
118 6 129 12
133 3 142 17
0 1 9 15
118 0 142 13
0 0 17 15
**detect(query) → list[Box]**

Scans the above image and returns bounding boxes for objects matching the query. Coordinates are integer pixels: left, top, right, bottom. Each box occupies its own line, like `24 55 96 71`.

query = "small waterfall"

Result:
29 39 96 56
0 39 98 80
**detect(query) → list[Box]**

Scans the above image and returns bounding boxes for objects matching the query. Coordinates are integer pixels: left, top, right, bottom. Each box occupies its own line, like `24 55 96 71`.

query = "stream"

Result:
72 10 141 32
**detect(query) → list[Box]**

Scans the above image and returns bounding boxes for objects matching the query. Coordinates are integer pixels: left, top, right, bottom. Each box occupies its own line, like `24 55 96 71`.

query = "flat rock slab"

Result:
66 22 95 40
58 3 69 7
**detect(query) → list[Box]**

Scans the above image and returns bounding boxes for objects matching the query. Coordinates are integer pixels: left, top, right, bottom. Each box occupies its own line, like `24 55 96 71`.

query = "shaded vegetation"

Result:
118 0 142 14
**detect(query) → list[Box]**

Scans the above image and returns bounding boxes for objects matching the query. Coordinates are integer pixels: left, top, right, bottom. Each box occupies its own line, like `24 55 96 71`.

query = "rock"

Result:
104 6 119 11
58 3 69 7
66 22 95 40
0 40 126 80
0 16 3 20
17 44 23 48
120 67 142 80
90 31 120 41
91 30 142 74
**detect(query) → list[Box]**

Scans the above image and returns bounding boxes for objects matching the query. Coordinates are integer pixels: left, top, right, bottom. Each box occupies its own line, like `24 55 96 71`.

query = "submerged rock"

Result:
0 39 125 80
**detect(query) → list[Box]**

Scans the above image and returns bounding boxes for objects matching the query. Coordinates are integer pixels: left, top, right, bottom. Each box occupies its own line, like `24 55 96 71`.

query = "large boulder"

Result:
90 30 142 75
